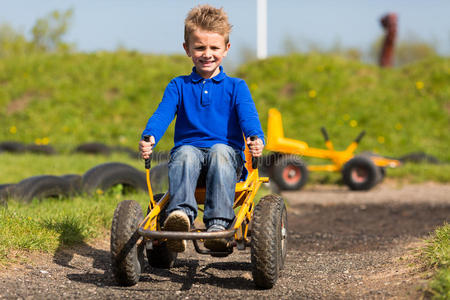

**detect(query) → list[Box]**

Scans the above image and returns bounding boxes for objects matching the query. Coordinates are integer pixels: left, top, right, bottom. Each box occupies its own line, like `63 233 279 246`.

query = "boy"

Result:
139 5 264 252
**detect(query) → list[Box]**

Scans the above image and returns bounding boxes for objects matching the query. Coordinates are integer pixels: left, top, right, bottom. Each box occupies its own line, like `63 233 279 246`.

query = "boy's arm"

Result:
141 79 179 145
235 80 265 156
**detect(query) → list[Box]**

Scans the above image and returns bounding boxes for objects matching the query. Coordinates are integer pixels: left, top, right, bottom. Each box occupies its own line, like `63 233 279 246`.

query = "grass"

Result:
1 52 448 163
238 54 449 162
421 223 450 299
0 188 149 265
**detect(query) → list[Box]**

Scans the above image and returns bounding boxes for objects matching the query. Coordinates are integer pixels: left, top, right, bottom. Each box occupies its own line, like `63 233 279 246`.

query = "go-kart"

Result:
265 108 401 191
110 136 287 289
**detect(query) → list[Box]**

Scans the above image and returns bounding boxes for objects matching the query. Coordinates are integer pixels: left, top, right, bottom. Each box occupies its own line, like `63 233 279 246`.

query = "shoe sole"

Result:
204 238 228 252
163 212 190 252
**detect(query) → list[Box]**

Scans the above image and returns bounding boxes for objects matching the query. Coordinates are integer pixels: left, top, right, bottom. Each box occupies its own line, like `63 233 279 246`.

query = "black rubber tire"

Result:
146 193 177 269
342 156 381 191
81 162 147 195
0 184 14 207
25 144 56 155
60 174 83 195
74 142 112 155
0 141 26 153
151 151 170 162
149 162 169 194
13 175 71 202
271 155 309 191
111 146 139 159
377 167 386 184
111 200 146 286
251 194 287 289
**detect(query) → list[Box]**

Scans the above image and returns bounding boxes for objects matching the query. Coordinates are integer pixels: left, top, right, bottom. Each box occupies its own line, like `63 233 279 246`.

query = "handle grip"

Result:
320 127 329 142
355 130 366 143
143 135 152 169
249 135 258 169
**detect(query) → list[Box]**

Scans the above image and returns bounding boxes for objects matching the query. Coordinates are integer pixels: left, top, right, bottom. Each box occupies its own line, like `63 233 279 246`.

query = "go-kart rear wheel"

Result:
342 156 380 190
251 194 287 289
271 155 308 191
146 193 177 269
110 200 145 286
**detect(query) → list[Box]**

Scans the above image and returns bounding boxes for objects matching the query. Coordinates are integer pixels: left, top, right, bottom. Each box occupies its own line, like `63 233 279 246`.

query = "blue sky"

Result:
1 0 449 64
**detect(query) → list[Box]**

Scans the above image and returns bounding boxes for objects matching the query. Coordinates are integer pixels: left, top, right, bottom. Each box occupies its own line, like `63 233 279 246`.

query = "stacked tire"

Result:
0 162 148 204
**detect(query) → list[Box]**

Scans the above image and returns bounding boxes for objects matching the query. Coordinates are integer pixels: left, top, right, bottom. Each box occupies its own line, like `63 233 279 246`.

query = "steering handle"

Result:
249 136 259 169
143 135 152 169
355 130 366 143
320 127 329 142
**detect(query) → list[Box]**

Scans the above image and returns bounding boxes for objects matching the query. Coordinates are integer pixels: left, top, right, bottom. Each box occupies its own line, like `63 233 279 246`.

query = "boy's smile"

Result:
183 29 230 79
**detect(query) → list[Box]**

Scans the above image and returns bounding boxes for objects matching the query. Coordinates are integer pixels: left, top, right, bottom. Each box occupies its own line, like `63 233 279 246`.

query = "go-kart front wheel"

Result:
110 200 146 286
251 194 287 289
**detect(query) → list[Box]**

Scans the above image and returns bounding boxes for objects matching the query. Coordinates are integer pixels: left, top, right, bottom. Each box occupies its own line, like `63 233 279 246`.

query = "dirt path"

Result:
1 182 449 299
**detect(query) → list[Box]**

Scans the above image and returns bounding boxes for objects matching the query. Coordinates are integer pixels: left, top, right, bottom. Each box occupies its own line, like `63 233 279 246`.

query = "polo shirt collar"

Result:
189 66 226 83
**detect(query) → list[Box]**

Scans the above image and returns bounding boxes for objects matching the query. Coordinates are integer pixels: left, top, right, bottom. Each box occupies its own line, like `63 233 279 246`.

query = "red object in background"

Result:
379 13 398 68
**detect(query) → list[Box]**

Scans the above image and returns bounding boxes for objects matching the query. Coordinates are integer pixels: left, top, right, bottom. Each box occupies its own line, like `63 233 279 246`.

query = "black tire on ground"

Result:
74 142 112 155
146 193 177 269
0 184 14 207
149 162 168 194
111 146 139 159
251 194 287 289
25 144 56 155
13 175 71 202
151 151 170 162
271 155 309 191
342 156 381 191
81 162 147 195
0 141 26 153
111 200 146 286
377 167 386 183
60 174 83 195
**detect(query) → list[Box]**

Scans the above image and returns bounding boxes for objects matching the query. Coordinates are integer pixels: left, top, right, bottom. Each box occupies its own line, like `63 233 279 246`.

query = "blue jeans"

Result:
166 144 243 229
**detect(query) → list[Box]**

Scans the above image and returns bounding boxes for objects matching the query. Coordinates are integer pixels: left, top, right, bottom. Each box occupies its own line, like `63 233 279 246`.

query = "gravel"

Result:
1 182 449 299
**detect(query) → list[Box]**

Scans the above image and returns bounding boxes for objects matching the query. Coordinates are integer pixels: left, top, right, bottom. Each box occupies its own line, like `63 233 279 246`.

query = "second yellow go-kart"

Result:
110 136 287 289
265 108 401 191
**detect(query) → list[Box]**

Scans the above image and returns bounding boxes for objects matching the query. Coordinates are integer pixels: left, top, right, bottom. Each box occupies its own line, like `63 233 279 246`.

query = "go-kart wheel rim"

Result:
282 165 301 185
351 166 368 183
281 212 287 255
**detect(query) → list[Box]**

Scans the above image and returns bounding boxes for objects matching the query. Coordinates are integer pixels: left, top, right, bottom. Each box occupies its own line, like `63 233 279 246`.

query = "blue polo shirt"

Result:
142 66 264 155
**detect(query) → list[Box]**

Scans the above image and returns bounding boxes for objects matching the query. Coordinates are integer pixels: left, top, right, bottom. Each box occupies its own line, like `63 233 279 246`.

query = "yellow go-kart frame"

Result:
139 137 268 247
110 136 287 289
265 108 401 191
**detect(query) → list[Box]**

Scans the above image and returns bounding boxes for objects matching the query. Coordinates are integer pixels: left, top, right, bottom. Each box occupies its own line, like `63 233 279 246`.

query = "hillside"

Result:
0 52 448 160
237 54 449 161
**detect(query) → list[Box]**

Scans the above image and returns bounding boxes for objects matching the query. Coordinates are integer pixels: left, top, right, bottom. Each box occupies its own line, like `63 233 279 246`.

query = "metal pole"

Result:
257 0 268 59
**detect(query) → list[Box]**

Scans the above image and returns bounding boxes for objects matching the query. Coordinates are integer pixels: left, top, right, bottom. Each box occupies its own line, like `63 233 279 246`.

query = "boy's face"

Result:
183 29 230 79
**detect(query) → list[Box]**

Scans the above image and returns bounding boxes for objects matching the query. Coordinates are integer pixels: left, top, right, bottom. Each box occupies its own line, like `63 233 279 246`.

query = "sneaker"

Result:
163 210 190 252
204 224 228 251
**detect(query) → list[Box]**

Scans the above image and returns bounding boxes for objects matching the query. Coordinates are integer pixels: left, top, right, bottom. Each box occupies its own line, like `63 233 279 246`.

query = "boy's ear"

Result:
183 42 191 57
223 42 231 57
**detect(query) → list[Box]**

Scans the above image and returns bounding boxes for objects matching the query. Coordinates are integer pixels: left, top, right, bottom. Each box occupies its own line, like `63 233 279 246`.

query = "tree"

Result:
0 24 31 57
31 9 74 52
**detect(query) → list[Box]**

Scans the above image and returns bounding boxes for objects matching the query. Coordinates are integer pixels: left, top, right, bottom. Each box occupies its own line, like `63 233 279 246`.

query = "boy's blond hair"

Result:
184 4 232 45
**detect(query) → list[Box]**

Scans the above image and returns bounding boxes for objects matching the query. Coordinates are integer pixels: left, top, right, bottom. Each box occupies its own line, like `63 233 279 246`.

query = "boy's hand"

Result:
139 136 155 159
246 137 264 157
